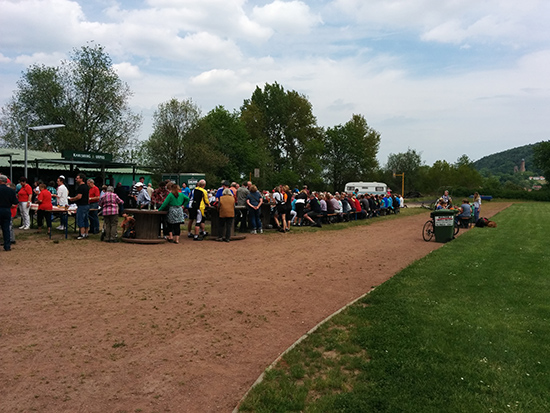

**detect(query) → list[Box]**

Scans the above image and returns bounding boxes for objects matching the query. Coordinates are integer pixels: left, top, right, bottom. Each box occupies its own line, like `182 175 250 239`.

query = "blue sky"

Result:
1 0 549 167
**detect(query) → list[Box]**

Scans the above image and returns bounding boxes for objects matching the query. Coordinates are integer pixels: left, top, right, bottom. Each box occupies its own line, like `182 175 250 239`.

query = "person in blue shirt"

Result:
181 182 191 199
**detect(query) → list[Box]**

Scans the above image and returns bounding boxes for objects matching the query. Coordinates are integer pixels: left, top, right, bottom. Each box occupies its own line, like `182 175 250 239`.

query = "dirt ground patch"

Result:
0 203 510 412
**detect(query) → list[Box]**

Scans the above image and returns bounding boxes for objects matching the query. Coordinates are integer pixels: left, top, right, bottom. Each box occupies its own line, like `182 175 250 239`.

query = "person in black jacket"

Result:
0 174 18 251
304 192 322 227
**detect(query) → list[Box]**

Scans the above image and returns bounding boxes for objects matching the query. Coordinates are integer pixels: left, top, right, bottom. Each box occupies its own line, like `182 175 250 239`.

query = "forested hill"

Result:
474 143 542 175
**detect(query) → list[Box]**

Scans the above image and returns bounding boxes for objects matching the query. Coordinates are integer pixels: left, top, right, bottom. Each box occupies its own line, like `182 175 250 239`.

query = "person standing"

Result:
236 181 250 232
98 186 124 243
473 192 482 222
294 188 308 226
190 179 209 241
69 173 90 240
246 184 263 234
129 177 145 208
442 190 452 206
217 188 235 242
181 182 191 199
17 176 33 230
135 182 151 208
114 182 127 214
55 176 69 231
158 184 189 244
0 175 18 251
87 179 100 234
36 183 53 235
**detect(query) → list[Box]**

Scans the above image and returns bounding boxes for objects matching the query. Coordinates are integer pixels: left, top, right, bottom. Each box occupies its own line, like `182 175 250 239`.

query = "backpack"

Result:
475 217 489 228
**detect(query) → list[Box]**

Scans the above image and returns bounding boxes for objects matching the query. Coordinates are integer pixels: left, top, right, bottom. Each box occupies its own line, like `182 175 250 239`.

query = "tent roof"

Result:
0 148 151 174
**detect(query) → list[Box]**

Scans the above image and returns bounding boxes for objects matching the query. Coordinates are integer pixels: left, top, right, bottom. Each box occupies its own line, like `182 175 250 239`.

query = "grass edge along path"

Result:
237 203 550 412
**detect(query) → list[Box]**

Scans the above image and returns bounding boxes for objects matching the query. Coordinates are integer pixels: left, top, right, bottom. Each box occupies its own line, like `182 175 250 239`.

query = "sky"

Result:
1 0 549 167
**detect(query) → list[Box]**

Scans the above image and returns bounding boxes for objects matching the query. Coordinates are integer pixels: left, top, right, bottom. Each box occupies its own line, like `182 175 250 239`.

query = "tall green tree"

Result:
454 154 483 189
240 82 323 188
197 106 258 182
0 43 141 157
533 141 550 182
324 114 381 193
385 148 423 193
141 98 228 183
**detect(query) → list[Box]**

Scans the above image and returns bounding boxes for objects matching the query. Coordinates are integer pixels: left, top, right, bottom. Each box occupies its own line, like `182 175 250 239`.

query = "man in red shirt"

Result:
87 178 101 234
17 177 33 230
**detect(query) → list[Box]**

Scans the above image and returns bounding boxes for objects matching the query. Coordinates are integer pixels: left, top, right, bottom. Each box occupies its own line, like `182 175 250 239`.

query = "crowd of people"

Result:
434 190 482 226
1 171 408 250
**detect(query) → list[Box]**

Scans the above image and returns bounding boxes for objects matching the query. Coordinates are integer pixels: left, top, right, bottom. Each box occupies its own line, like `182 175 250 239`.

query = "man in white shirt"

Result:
55 175 69 230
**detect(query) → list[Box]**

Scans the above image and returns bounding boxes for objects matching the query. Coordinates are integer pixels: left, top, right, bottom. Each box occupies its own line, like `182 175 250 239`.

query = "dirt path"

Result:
0 203 510 412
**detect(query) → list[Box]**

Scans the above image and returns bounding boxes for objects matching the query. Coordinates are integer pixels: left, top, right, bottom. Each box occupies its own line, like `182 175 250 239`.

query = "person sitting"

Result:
435 198 447 210
303 192 322 227
319 193 328 223
456 198 472 227
379 194 388 216
341 193 352 221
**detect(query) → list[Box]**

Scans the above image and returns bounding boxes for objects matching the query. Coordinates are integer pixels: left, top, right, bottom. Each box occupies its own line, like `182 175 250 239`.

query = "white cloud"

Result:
329 0 550 47
0 0 87 53
13 52 67 67
113 62 142 79
0 53 11 63
252 1 322 35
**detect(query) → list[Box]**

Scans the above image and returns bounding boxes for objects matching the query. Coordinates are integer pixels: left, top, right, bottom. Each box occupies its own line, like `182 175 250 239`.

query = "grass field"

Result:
239 203 550 412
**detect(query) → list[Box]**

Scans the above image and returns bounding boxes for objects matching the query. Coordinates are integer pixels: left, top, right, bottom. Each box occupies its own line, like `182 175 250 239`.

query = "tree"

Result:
324 114 380 192
197 106 258 182
533 141 550 182
142 98 206 173
0 43 141 157
385 148 423 193
240 82 323 188
453 154 483 189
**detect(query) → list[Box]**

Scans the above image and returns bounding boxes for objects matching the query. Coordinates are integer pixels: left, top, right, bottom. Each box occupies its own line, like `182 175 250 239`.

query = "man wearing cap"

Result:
0 175 18 251
135 182 151 208
129 177 145 208
54 176 69 230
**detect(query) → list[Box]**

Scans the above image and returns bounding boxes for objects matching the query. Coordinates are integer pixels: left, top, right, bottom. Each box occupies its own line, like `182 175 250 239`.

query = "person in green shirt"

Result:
158 184 189 244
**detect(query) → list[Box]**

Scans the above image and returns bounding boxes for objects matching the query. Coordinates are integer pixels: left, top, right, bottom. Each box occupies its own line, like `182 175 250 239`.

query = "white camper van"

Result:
344 182 388 195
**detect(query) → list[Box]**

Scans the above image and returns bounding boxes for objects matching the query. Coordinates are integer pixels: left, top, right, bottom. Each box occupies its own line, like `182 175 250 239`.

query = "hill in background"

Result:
474 143 543 175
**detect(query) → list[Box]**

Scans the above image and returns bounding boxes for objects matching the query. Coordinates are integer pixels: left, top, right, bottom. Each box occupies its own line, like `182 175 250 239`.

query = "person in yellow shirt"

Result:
190 179 209 241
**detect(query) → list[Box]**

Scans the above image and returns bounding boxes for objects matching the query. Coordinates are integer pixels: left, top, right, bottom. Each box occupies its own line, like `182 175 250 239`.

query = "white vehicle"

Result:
344 182 388 195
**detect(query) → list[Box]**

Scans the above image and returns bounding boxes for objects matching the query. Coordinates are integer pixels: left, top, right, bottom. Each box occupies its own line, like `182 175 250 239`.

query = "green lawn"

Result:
239 203 550 412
